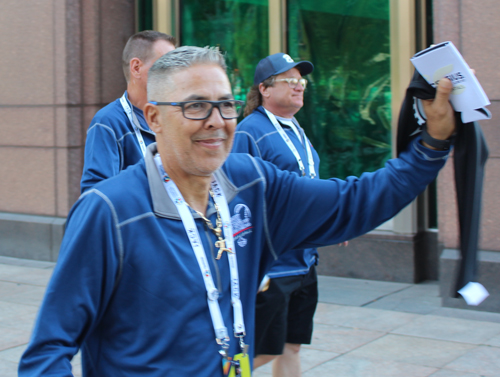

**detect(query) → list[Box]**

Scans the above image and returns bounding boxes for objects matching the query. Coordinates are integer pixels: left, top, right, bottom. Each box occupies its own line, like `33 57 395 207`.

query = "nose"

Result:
295 81 305 92
205 104 226 129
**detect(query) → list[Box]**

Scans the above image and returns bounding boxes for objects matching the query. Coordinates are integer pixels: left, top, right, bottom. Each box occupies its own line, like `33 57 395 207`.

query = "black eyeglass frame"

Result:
149 100 245 120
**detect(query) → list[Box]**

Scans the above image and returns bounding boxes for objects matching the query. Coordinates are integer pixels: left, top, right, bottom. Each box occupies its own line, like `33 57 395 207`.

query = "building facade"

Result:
0 0 498 310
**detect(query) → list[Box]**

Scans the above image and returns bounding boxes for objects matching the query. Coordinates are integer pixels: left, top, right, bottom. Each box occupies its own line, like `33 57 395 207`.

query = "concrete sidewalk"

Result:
1 256 499 377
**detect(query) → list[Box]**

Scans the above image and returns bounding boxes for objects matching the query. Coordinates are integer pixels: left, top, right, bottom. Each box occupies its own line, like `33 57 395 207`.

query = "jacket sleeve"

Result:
232 129 263 158
80 121 122 194
260 138 449 254
18 191 122 376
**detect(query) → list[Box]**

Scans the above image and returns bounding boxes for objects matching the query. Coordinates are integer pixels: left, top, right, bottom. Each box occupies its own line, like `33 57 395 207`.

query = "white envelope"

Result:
411 41 491 123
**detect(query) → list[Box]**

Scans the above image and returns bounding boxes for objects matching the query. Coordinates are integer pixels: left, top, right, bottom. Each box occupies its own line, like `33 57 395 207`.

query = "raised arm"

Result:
254 79 456 255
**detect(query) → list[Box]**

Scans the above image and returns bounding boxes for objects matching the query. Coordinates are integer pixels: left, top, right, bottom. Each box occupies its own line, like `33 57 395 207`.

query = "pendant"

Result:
214 227 223 238
214 219 223 238
215 239 234 260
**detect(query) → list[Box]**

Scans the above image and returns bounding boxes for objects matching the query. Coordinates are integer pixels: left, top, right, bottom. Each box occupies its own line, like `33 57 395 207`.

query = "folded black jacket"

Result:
397 70 489 298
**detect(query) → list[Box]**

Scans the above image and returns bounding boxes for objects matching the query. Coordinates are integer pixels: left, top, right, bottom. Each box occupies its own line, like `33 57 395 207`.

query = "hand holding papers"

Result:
411 41 491 123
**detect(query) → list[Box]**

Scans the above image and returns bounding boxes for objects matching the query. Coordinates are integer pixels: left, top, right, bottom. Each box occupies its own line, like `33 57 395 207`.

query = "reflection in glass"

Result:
181 0 269 108
137 0 154 31
288 0 391 179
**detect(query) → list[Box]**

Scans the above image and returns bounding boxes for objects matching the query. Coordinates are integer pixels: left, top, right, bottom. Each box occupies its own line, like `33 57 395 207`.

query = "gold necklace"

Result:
186 189 234 260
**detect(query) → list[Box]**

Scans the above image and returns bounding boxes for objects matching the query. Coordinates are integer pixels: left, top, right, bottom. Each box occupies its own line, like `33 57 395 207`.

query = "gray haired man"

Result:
20 46 456 377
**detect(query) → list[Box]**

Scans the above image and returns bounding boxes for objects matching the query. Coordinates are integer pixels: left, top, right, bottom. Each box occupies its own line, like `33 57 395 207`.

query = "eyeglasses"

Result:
275 78 308 89
149 100 245 120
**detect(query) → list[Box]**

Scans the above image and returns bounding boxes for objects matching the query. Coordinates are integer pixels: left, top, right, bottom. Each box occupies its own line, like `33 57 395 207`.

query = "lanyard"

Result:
153 154 246 355
277 115 302 141
264 108 316 178
119 92 147 157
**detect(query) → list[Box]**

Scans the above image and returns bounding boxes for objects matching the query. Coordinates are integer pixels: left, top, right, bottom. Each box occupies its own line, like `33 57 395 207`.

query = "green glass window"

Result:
137 0 154 31
288 0 391 179
181 0 269 104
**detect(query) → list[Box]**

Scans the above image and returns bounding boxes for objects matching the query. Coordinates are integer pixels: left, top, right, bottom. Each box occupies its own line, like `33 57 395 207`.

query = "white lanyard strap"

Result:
282 118 317 179
264 108 316 178
120 92 147 157
153 154 246 350
279 117 302 142
211 177 246 336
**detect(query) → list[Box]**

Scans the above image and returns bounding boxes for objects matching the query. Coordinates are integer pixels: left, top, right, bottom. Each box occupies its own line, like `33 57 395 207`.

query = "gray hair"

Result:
147 46 227 101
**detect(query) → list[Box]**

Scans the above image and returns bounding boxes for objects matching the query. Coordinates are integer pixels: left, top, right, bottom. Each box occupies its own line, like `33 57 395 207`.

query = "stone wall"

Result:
0 0 135 260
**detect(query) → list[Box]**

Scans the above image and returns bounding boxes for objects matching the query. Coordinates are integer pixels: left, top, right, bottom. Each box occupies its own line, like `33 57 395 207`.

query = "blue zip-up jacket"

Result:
19 141 448 376
233 106 321 277
80 91 156 193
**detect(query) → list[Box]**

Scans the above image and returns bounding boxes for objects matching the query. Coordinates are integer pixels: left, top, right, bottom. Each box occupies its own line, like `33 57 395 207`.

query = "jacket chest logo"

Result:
231 204 253 248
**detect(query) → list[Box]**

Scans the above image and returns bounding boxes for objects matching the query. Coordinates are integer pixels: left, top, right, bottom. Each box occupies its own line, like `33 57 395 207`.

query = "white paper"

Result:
411 41 491 123
461 107 492 123
458 282 489 306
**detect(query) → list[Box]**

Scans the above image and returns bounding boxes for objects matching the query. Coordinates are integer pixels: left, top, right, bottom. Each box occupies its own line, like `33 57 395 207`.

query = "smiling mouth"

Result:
194 138 226 148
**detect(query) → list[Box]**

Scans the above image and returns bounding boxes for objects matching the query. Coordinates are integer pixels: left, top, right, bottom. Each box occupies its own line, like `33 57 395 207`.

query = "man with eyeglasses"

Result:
19 46 456 377
232 53 321 376
80 30 175 193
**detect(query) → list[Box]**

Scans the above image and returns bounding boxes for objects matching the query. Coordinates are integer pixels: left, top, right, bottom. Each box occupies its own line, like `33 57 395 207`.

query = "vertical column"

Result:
436 0 500 311
389 0 418 234
153 0 173 35
269 0 285 54
0 0 135 261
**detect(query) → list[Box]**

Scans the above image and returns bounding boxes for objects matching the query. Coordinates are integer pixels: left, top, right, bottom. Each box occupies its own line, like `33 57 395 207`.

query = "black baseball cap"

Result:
254 53 314 85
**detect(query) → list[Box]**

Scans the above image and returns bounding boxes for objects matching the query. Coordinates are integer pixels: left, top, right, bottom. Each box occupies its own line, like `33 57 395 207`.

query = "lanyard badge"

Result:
154 154 250 376
222 353 251 376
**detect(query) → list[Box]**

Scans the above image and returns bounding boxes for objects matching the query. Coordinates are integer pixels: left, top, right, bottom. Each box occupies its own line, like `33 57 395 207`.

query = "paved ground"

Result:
1 256 500 377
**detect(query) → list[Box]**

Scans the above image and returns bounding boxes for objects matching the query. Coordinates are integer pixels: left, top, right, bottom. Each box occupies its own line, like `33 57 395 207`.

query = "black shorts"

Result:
254 266 318 356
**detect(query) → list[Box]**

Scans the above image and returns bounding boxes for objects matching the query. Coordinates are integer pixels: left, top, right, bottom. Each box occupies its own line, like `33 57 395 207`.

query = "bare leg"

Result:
253 354 277 369
272 343 301 377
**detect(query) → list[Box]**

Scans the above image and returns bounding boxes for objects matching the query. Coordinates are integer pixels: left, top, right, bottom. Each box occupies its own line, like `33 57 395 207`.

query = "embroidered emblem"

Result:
231 204 253 248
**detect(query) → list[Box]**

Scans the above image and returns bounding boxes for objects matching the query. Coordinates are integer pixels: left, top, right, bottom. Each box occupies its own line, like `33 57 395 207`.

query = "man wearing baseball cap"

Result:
232 53 320 377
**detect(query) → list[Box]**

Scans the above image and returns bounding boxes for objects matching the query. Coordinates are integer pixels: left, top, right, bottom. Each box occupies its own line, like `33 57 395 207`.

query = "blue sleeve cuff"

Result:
412 135 451 161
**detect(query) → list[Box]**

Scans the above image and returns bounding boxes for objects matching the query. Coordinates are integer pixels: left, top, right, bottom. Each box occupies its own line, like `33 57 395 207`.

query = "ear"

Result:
259 83 271 98
144 103 162 134
129 57 143 80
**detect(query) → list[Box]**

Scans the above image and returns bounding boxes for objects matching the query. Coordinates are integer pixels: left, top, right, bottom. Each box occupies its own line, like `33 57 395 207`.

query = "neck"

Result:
262 103 298 119
178 177 212 215
127 83 147 111
162 160 212 214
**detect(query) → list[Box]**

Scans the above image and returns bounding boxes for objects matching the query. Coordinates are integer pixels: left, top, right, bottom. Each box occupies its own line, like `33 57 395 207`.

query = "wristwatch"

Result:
421 126 454 151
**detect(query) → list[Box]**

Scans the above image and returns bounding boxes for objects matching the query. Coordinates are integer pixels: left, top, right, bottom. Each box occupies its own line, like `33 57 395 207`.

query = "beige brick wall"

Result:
0 0 134 217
